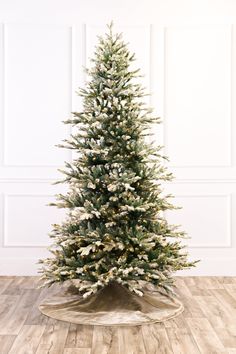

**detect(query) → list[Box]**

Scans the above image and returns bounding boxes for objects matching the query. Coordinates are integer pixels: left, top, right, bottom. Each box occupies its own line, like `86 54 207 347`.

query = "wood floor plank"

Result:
187 317 226 353
195 294 232 328
63 349 91 354
142 323 172 354
218 277 235 284
36 320 70 354
164 313 200 353
20 282 63 326
24 287 50 326
166 328 200 354
213 326 236 349
194 276 224 290
212 289 236 310
174 277 193 298
0 295 20 321
205 276 225 289
22 276 41 290
65 324 93 348
185 277 212 296
180 295 205 318
0 335 16 353
91 326 119 354
0 277 14 295
0 289 40 335
1 276 39 294
227 325 236 337
8 325 45 354
2 277 26 296
222 284 236 294
119 326 146 354
164 313 190 330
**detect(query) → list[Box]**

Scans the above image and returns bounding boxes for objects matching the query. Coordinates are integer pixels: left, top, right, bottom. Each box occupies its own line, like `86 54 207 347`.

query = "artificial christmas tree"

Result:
38 23 198 325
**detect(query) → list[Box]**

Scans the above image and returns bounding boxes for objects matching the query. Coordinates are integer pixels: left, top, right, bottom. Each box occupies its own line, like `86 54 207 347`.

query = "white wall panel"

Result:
0 181 67 274
166 194 231 248
0 24 3 166
3 194 65 247
3 24 72 166
164 25 231 167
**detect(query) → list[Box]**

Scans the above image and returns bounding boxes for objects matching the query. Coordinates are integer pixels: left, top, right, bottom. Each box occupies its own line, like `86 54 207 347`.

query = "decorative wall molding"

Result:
2 23 73 167
3 193 57 248
0 24 4 167
172 194 232 248
163 24 232 168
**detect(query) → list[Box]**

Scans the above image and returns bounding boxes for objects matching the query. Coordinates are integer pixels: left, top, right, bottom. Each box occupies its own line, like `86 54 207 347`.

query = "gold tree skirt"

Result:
39 282 184 326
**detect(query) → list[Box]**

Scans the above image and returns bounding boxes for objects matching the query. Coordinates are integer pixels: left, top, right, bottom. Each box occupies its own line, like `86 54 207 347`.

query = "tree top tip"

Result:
107 21 114 33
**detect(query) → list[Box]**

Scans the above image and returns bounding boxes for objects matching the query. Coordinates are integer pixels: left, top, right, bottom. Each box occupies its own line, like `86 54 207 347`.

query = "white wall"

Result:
0 0 236 275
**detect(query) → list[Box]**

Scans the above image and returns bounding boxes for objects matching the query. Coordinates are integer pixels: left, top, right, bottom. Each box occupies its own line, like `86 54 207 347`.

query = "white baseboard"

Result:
176 258 236 276
0 258 41 276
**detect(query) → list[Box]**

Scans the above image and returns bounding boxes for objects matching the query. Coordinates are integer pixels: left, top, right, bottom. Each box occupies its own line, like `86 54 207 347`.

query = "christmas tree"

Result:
39 23 197 298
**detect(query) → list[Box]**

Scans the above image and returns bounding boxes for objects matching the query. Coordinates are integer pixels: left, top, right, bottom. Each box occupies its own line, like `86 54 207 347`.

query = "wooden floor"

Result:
0 277 236 354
